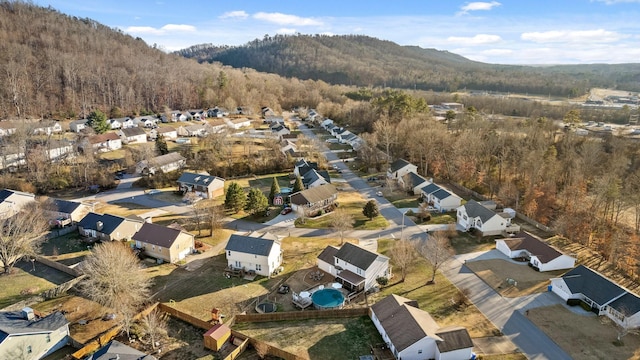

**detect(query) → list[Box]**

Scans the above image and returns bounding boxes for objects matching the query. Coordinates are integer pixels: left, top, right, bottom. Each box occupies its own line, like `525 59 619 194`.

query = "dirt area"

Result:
465 259 565 297
32 295 118 345
528 304 640 360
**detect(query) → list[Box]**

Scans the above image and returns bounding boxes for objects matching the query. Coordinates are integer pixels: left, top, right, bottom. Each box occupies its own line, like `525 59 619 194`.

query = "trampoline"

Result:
255 302 277 313
311 288 345 310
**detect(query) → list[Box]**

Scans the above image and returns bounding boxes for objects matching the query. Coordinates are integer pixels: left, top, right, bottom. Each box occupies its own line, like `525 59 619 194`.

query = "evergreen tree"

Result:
363 200 380 220
155 135 169 155
224 182 246 213
292 175 304 193
269 177 281 204
87 110 110 134
246 188 269 215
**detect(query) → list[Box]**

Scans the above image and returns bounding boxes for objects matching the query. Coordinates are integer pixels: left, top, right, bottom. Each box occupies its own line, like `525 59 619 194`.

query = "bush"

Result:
566 298 581 306
376 276 389 286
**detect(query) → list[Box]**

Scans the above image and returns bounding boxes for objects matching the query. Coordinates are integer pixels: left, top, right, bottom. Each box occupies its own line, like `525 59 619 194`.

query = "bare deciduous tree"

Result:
391 239 415 282
140 309 168 350
417 231 454 284
330 208 354 245
0 202 48 274
80 242 152 337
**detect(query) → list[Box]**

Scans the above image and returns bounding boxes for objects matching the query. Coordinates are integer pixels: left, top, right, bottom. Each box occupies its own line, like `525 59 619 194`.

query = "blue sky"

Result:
33 0 640 64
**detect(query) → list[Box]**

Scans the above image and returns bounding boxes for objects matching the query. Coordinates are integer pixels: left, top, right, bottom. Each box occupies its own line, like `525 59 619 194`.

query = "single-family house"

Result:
321 119 334 129
225 233 282 277
420 182 441 202
0 121 17 137
317 242 391 293
177 124 207 137
42 198 91 224
107 118 122 129
261 107 275 117
0 147 25 170
495 232 576 271
331 127 347 137
370 294 474 360
207 107 228 118
170 110 186 122
550 265 640 328
289 184 338 217
132 222 194 263
86 340 157 360
149 126 178 141
77 212 144 241
280 139 298 156
400 172 429 195
307 109 321 122
117 127 147 144
293 159 318 177
207 118 228 133
0 189 36 219
131 116 157 128
301 168 330 189
32 121 63 135
271 124 291 137
177 172 225 199
456 200 518 236
84 132 122 153
27 139 75 161
0 308 70 360
235 106 252 116
135 152 186 175
226 117 252 129
430 188 462 212
263 116 285 125
387 159 418 180
188 109 206 120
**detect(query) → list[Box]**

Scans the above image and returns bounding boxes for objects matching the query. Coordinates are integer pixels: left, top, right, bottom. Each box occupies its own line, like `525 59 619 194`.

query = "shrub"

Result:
376 276 389 286
566 298 581 306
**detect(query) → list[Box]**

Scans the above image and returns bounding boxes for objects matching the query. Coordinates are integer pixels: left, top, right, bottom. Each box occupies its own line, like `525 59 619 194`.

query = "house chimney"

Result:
21 307 35 320
96 221 103 231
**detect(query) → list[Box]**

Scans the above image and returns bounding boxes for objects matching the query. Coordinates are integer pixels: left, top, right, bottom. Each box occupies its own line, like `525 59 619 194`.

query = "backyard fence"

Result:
41 275 86 300
46 224 78 239
36 255 82 277
157 302 215 330
234 307 369 323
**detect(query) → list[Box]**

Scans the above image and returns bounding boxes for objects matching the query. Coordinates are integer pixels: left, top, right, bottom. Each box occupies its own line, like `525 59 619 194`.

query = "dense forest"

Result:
1 1 640 284
178 34 640 97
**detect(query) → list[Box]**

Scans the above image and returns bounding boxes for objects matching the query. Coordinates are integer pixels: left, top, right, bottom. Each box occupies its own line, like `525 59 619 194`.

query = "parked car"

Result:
281 207 293 215
376 191 383 197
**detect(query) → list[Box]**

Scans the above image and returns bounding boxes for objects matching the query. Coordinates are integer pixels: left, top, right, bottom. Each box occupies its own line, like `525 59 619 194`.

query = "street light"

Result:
400 210 407 241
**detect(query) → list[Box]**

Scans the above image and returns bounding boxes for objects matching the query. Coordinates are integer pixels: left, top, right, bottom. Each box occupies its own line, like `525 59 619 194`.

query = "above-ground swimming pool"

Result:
255 302 277 313
311 288 345 309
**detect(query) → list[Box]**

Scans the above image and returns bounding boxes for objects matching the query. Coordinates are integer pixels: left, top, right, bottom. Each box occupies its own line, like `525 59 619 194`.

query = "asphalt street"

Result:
84 121 573 359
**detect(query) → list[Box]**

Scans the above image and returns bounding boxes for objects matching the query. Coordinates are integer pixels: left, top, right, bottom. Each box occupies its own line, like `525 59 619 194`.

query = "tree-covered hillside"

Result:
178 34 640 96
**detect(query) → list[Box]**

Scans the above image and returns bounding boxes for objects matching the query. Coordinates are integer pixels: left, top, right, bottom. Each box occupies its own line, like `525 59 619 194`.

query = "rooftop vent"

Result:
194 176 201 182
21 307 35 320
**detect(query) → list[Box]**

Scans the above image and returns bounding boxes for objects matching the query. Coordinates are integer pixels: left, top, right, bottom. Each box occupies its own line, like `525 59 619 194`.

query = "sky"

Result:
32 0 640 65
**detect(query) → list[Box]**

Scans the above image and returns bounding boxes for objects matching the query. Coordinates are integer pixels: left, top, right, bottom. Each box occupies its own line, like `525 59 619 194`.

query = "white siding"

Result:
399 337 436 360
535 255 576 272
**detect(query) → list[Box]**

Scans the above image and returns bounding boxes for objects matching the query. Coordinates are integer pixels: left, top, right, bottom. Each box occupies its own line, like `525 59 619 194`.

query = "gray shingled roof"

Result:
78 212 129 234
376 300 441 352
87 340 157 360
302 169 330 187
177 171 223 186
403 172 428 188
334 242 380 271
431 188 453 201
0 311 68 338
562 265 626 306
225 234 275 256
388 159 412 173
120 127 146 137
45 198 82 214
500 232 564 264
609 293 640 316
370 294 419 323
463 199 498 222
317 246 339 265
435 326 474 353
132 223 185 248
149 152 185 168
290 184 337 205
420 183 441 194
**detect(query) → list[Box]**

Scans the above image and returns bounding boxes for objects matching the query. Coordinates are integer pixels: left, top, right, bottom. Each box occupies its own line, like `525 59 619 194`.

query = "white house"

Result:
456 199 518 236
301 168 330 189
0 121 17 137
225 233 282 277
293 159 318 177
85 132 122 153
135 152 186 175
33 121 63 135
149 126 178 140
400 172 429 195
317 242 391 293
321 119 334 129
387 159 418 180
430 188 462 212
550 265 640 328
207 118 228 133
117 127 147 144
177 124 207 137
225 117 252 130
370 294 474 360
177 171 225 199
69 119 88 133
0 189 36 219
0 308 70 360
495 232 576 272
131 116 157 128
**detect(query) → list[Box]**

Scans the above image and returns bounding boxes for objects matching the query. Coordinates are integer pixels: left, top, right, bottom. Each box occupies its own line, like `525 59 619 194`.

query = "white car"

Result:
376 191 383 197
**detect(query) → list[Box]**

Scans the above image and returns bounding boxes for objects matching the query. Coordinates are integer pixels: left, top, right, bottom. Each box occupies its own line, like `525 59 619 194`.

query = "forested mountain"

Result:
178 34 640 97
0 1 337 119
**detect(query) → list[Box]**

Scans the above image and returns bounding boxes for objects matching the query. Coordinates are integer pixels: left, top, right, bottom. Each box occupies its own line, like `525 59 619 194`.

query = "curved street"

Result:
81 122 573 359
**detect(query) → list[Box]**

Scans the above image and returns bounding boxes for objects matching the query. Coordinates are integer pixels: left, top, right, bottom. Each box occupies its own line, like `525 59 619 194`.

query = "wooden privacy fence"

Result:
157 302 214 330
36 255 82 277
235 307 369 323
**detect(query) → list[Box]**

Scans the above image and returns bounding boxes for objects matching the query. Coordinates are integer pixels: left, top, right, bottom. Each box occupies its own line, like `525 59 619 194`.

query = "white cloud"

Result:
276 28 297 35
125 24 195 36
521 29 625 43
592 0 640 4
459 1 501 14
219 10 248 19
447 34 502 45
161 24 196 32
253 12 323 26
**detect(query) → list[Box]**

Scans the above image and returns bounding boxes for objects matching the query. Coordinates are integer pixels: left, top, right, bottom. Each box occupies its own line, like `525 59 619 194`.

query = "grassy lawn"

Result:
372 239 498 338
234 316 383 360
41 233 89 256
327 143 352 151
94 202 152 217
0 262 74 309
295 192 389 230
427 212 457 225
